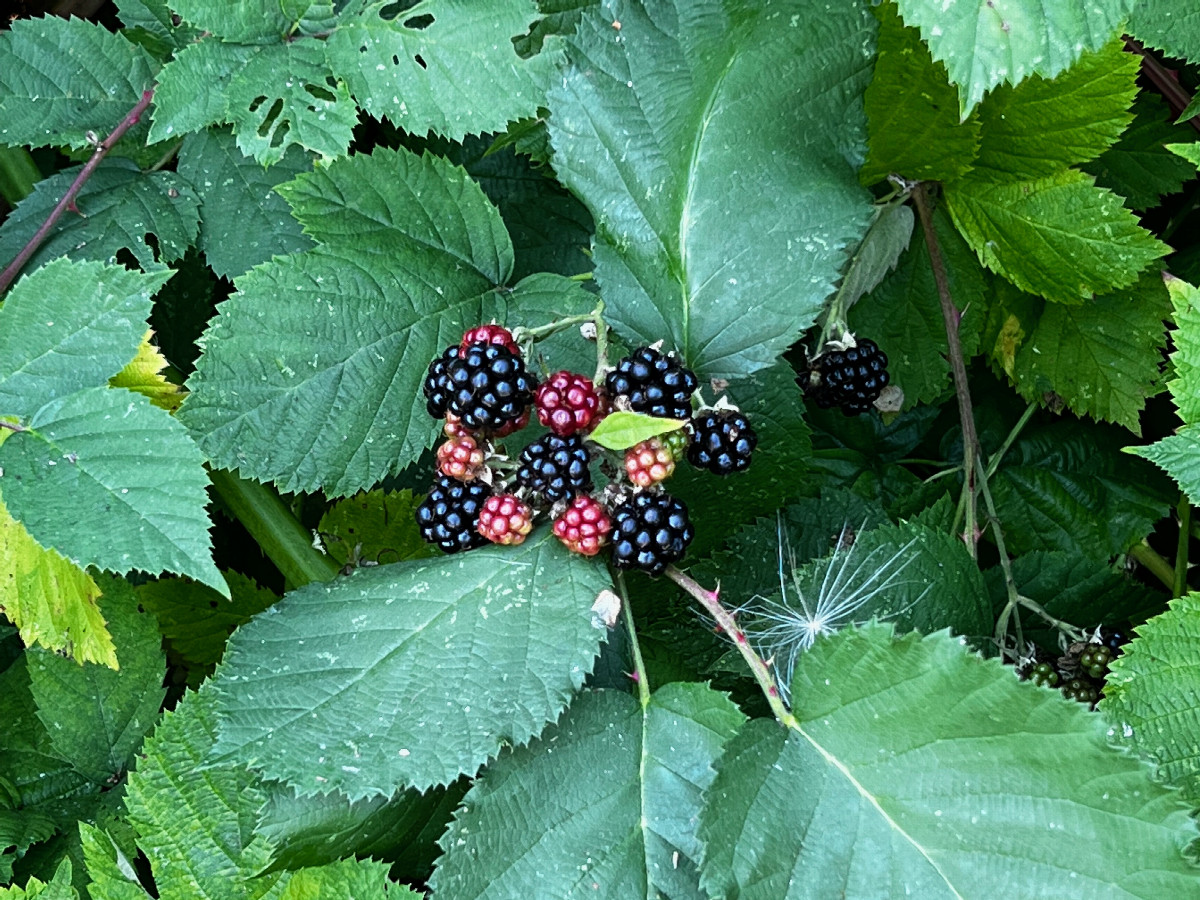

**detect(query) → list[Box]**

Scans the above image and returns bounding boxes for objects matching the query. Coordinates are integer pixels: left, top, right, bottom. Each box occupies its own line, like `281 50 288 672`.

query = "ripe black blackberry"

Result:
687 410 757 475
610 492 694 576
423 345 459 418
516 433 593 503
446 343 538 431
605 347 698 420
808 338 889 416
416 476 492 553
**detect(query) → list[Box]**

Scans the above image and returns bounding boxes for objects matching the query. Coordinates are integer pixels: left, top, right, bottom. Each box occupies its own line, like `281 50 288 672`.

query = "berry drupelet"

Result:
535 371 605 437
553 495 612 557
687 410 757 475
416 476 492 553
423 345 460 418
516 433 593 503
460 324 520 356
624 437 675 488
610 491 694 575
605 347 698 420
445 342 538 432
477 494 534 546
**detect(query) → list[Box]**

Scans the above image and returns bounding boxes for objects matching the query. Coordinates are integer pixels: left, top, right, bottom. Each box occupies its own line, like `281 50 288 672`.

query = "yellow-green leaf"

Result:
109 332 185 413
587 411 686 451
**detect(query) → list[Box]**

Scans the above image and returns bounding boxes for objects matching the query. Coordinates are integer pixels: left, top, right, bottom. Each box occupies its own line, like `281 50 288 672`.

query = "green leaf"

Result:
115 0 202 51
861 2 981 185
1129 424 1200 505
316 489 438 571
946 170 1168 304
547 0 875 379
990 421 1173 557
971 39 1138 181
1169 141 1200 168
0 387 226 595
999 274 1170 433
893 0 1134 116
587 411 686 451
1084 95 1200 210
209 530 612 799
430 684 744 898
0 17 155 151
1102 592 1200 803
1128 0 1200 62
0 161 200 273
0 259 167 420
169 0 327 43
181 147 518 495
325 0 558 142
26 577 165 784
850 205 987 409
700 625 1198 899
149 41 256 140
280 859 417 900
79 825 151 900
833 202 915 313
176 128 313 279
135 572 277 669
122 687 285 900
0 859 77 899
1163 275 1200 423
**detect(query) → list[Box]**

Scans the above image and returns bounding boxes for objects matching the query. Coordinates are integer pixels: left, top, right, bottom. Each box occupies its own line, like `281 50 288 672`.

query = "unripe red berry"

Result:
624 437 675 488
534 371 605 437
553 495 612 557
437 435 485 481
461 324 520 356
477 494 534 545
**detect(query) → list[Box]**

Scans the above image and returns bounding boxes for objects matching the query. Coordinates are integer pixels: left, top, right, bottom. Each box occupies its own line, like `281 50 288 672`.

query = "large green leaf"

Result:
430 684 744 899
326 0 559 142
1102 592 1200 804
279 859 418 900
180 146 518 495
0 387 225 595
971 39 1138 181
0 17 155 151
26 577 165 784
0 260 167 418
122 687 285 900
893 0 1134 116
946 170 1168 304
209 530 612 799
148 41 256 140
0 161 200 273
168 0 331 43
0 859 77 899
547 0 875 379
700 625 1198 899
861 2 980 185
1128 0 1200 62
1164 275 1200 423
176 128 313 278
1130 424 1200 506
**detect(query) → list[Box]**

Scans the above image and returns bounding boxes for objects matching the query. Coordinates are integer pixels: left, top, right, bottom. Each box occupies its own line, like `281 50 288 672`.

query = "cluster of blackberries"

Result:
800 336 890 416
415 329 758 575
1019 630 1128 707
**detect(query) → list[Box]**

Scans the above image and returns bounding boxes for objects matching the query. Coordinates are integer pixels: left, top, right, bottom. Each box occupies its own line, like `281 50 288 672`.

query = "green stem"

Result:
984 401 1037 480
666 565 797 728
1130 540 1175 591
207 467 340 588
591 299 610 384
615 571 651 707
1175 497 1191 598
147 140 183 173
0 146 40 207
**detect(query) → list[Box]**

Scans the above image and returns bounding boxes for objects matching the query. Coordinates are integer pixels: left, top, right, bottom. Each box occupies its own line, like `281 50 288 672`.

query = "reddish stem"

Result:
1125 38 1200 133
0 89 155 296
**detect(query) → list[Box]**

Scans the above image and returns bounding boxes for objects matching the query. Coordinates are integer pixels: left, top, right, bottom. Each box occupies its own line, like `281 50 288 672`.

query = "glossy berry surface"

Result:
437 435 485 481
461 324 520 356
611 492 694 575
624 437 675 488
1062 678 1099 705
553 495 612 557
490 407 530 438
605 347 698 420
445 343 538 431
516 433 593 503
1079 644 1113 680
1027 662 1059 687
423 345 459 418
477 494 534 546
810 338 890 416
535 371 605 436
687 410 757 475
415 476 491 554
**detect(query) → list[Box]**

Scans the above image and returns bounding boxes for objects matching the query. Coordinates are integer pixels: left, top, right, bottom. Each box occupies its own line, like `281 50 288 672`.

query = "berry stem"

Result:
1124 37 1200 132
0 89 155 296
615 571 651 707
1130 539 1176 591
1174 495 1191 598
591 299 610 384
665 565 798 728
983 401 1038 480
913 183 980 558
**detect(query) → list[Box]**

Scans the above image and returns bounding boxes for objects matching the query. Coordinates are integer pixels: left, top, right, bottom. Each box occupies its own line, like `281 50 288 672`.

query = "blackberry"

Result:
686 410 757 475
516 433 593 503
605 347 698 420
1024 662 1059 688
611 492 694 576
460 324 520 356
1079 644 1113 680
808 338 889 416
416 476 492 553
423 345 459 419
445 343 538 431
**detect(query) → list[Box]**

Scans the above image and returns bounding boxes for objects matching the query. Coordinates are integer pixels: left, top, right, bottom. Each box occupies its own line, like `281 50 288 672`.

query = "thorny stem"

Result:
0 89 155 296
665 565 798 728
1125 38 1200 133
1130 540 1176 591
615 571 651 707
914 183 980 558
1174 497 1192 598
